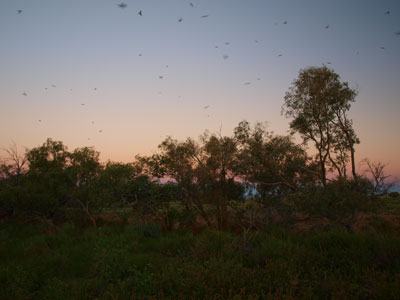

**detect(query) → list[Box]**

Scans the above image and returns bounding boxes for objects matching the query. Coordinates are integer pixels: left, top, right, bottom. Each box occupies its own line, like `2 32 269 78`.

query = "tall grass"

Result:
0 222 399 299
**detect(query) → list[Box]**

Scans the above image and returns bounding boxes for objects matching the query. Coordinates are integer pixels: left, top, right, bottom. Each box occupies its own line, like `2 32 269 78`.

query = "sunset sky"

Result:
1 0 399 178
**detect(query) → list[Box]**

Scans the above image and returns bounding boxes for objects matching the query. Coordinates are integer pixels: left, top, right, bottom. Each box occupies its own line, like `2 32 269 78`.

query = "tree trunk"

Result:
76 198 97 227
319 150 327 186
349 144 357 180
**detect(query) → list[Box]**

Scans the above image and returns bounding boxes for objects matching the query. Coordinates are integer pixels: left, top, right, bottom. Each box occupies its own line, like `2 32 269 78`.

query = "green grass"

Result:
383 196 400 214
0 222 399 299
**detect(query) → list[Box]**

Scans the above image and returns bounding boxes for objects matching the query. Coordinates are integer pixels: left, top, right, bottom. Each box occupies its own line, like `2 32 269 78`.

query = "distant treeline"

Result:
0 66 396 231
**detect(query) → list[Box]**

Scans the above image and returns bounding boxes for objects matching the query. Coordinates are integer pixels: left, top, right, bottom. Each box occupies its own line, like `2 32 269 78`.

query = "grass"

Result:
0 221 399 299
382 196 400 214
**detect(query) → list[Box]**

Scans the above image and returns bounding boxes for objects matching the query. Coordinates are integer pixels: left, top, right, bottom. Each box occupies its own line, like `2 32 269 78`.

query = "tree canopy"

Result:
282 66 359 185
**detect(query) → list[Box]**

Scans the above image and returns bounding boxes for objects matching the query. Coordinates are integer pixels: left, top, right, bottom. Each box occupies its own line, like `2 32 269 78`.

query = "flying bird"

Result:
283 20 287 24
22 92 27 96
395 31 400 36
138 53 142 56
204 105 209 109
225 42 230 45
327 62 332 65
201 15 209 18
254 40 259 43
384 11 390 15
380 47 385 50
257 78 261 81
178 17 183 22
159 76 163 79
243 82 251 85
51 84 56 87
94 88 97 90
117 2 127 9
81 103 85 106
99 130 103 133
278 54 283 57
325 25 330 29
138 10 142 16
17 10 22 14
190 3 194 7
223 55 229 60
38 120 41 122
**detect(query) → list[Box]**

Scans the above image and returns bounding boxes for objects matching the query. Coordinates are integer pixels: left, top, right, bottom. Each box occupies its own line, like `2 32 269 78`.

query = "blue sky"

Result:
1 0 399 176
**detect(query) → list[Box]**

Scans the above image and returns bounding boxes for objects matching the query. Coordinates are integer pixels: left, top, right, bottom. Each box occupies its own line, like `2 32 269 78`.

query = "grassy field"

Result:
1 220 400 300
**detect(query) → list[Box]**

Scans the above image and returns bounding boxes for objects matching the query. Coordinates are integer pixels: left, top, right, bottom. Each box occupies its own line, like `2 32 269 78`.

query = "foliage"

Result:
293 177 379 231
1 222 400 300
282 66 359 184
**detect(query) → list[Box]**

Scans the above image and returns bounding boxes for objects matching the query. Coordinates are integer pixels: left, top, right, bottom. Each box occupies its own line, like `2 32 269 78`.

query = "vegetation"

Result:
1 222 400 300
0 66 399 299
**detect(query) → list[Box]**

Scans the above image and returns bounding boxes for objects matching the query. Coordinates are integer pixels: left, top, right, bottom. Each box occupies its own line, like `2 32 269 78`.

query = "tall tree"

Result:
67 147 102 227
282 66 359 185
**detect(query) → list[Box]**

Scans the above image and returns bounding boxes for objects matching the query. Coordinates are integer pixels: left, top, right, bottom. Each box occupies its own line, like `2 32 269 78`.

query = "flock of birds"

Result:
13 4 400 143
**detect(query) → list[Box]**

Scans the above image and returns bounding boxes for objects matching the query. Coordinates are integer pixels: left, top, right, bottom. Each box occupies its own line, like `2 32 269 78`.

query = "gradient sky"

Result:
1 0 399 177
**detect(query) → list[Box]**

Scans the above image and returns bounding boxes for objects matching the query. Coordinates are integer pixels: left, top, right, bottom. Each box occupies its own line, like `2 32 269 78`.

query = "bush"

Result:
293 178 379 231
389 191 400 198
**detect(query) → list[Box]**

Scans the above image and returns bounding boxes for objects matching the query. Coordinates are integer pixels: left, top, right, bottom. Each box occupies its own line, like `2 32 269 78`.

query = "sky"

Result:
0 0 399 178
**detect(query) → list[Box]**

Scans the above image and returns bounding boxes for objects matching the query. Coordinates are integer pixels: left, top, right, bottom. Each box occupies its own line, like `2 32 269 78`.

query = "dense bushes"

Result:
0 132 395 231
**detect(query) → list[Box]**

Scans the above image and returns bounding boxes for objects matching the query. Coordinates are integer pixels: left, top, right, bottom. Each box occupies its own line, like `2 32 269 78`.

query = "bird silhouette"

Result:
384 11 390 15
99 130 103 133
138 53 142 56
138 10 142 16
178 17 183 22
327 62 332 65
17 10 22 14
201 15 209 18
190 3 194 7
380 47 385 50
118 3 127 9
395 31 400 36
81 103 85 106
159 76 164 79
94 88 97 90
257 78 261 81
325 25 330 29
223 55 229 60
204 105 210 109
22 92 27 96
225 42 230 45
243 82 251 85
278 54 283 57
283 20 287 24
38 120 41 122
